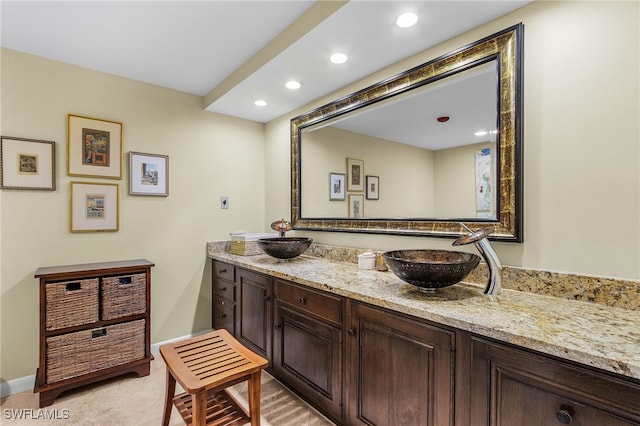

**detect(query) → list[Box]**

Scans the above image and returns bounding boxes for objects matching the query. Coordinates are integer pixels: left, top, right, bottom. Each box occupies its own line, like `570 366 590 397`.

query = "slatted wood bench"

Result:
160 329 268 426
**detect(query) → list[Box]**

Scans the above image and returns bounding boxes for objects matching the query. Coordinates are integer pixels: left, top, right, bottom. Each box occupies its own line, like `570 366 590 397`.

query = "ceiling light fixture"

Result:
285 80 302 90
396 12 418 28
254 100 268 107
475 130 488 136
330 53 348 64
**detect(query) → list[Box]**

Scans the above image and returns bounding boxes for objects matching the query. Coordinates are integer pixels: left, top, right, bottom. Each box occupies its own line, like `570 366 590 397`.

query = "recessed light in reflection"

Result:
396 12 418 28
285 80 302 90
254 100 268 107
330 53 348 64
475 131 488 136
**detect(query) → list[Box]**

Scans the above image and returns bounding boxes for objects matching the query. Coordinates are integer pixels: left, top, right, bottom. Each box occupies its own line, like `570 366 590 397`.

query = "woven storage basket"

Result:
45 278 99 330
45 319 145 383
101 273 146 320
230 240 264 256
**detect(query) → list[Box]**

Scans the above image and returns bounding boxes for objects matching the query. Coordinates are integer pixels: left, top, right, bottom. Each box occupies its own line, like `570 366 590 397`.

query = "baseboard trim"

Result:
1 330 211 398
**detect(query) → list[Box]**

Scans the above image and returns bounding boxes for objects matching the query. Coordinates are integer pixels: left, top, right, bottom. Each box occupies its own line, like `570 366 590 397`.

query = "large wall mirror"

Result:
291 24 523 242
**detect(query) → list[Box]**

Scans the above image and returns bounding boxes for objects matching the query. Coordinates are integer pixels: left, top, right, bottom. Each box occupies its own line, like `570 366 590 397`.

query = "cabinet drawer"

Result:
276 280 342 326
101 273 147 320
212 261 235 282
45 320 146 383
213 278 235 301
45 278 99 330
212 295 235 334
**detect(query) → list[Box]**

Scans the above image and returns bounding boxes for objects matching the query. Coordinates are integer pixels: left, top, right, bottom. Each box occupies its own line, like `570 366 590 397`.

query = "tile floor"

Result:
1 358 336 425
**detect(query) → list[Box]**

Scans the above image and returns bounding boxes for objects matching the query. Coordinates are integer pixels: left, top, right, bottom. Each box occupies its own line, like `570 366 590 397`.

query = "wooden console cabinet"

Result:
34 259 154 407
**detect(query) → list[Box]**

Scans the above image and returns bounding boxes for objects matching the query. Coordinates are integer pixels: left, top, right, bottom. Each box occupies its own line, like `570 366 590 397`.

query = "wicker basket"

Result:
101 273 146 320
45 279 99 330
45 319 146 383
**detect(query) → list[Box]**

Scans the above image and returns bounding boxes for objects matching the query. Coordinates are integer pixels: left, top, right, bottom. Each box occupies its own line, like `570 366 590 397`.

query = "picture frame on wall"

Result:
329 172 345 200
348 193 364 218
67 114 123 179
0 136 55 190
129 151 169 196
70 181 119 232
366 175 379 200
346 157 364 192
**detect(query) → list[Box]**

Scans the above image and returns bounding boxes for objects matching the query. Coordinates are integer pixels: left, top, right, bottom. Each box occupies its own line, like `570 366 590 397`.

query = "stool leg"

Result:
192 390 208 426
162 369 176 426
247 371 262 426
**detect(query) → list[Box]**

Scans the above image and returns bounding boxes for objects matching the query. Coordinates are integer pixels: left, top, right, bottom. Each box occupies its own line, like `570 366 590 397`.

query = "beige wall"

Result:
265 1 639 279
301 126 434 217
0 49 266 381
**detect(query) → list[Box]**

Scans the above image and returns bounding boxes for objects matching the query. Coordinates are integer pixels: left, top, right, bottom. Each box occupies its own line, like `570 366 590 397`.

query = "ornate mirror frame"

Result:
291 24 523 242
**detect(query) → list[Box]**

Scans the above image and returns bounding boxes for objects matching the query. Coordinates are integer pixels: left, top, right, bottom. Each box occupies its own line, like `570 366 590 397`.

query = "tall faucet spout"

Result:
452 224 502 296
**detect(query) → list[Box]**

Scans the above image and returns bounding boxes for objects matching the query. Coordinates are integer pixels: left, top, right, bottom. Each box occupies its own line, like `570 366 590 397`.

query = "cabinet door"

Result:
273 304 343 423
470 338 640 426
236 268 272 361
346 302 455 426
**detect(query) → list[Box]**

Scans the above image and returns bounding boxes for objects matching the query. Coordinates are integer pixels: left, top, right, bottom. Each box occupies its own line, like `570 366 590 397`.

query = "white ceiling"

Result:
1 0 530 126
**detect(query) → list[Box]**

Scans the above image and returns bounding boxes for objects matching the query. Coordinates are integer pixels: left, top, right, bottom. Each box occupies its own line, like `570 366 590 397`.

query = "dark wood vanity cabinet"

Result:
346 301 456 426
469 337 640 426
235 267 273 361
273 279 344 423
211 260 236 334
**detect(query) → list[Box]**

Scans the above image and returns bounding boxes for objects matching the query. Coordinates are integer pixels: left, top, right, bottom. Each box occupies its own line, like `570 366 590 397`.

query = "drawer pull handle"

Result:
556 408 573 424
220 287 228 291
274 324 281 330
118 277 132 285
299 297 306 304
264 296 271 302
348 328 356 336
92 329 107 338
218 314 227 319
219 268 227 274
65 282 81 291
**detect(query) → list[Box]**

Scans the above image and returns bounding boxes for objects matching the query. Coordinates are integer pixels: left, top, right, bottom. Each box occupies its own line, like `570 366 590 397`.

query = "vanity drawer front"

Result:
275 280 342 326
212 295 235 335
212 260 235 282
213 278 235 301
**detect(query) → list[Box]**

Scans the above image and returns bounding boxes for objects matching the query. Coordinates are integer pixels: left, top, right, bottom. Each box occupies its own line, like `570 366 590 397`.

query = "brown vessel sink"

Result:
257 237 313 260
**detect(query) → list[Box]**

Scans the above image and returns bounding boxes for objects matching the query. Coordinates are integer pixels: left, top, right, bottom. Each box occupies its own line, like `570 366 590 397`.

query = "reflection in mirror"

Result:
301 61 498 220
291 24 523 241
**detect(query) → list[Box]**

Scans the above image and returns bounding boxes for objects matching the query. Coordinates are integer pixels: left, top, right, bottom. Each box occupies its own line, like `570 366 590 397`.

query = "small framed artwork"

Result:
1 136 55 190
346 157 364 192
348 193 364 218
129 151 169 196
70 181 119 232
329 172 345 201
366 175 379 200
67 114 123 179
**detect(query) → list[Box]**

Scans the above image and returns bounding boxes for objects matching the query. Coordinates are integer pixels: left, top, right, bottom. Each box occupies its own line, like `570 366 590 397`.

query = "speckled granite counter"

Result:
207 246 640 381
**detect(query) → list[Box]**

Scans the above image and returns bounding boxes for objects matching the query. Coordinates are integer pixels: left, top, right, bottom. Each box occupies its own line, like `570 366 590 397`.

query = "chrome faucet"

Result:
452 224 502 296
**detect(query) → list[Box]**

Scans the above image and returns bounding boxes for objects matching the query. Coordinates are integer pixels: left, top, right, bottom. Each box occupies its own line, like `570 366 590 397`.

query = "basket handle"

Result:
65 282 81 291
91 329 107 338
118 276 132 285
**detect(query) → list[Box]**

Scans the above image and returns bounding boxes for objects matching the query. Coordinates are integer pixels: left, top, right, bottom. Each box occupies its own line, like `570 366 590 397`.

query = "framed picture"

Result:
129 151 169 196
67 114 122 179
329 172 345 200
348 193 364 218
366 175 379 200
346 157 364 192
70 182 119 232
1 136 55 190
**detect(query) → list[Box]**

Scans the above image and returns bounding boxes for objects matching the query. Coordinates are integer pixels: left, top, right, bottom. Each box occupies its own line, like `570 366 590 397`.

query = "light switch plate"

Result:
220 196 229 209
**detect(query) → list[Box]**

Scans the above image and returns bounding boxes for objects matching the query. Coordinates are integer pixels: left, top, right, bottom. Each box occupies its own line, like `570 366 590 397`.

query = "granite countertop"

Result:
208 248 640 381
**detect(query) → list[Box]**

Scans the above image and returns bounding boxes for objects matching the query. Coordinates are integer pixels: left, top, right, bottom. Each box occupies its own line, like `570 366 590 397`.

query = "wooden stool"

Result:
160 329 268 426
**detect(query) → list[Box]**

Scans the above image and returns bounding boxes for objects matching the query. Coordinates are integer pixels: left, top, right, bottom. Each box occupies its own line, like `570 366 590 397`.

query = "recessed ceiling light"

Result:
254 100 268 107
396 12 418 28
474 130 488 136
330 53 348 64
285 80 302 90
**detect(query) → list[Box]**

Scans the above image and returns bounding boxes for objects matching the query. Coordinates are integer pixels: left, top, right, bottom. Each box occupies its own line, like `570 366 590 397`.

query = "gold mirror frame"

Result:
291 24 523 242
